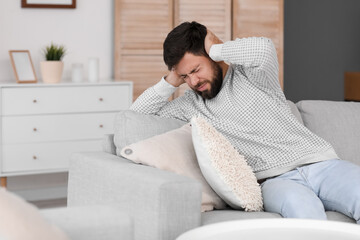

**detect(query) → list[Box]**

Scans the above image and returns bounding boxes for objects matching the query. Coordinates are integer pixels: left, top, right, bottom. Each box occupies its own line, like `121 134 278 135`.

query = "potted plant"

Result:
40 43 66 83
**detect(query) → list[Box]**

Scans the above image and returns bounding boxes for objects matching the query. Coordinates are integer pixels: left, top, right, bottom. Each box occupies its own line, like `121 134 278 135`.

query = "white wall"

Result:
0 0 114 83
0 0 114 200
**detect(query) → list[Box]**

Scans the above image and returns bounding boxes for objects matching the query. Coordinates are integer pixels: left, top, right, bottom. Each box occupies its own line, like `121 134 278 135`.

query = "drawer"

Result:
1 140 102 173
2 112 117 144
1 85 131 115
2 113 116 144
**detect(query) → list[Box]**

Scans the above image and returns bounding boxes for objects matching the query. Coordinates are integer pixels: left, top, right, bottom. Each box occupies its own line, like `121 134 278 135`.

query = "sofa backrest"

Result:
112 110 186 156
102 134 116 155
105 101 301 154
102 111 186 155
297 100 360 166
287 100 304 125
104 101 359 166
104 102 303 155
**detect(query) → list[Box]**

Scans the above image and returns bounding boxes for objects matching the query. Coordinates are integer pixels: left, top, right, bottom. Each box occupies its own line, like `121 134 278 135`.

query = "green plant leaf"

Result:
43 42 66 61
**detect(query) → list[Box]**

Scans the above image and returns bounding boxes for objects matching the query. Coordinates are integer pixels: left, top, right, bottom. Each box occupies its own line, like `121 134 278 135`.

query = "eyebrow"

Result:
180 65 200 78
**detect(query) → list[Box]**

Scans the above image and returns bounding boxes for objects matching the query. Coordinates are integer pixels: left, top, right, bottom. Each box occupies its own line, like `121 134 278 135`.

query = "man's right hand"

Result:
164 68 185 87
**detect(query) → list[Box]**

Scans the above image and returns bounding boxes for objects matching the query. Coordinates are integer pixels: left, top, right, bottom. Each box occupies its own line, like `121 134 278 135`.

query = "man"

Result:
130 21 360 222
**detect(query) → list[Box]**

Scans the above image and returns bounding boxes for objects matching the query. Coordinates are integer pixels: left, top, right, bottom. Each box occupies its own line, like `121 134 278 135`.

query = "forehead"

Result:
175 52 208 75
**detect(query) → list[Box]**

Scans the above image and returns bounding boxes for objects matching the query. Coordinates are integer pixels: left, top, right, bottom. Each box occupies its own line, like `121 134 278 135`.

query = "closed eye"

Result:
180 66 200 80
190 67 200 74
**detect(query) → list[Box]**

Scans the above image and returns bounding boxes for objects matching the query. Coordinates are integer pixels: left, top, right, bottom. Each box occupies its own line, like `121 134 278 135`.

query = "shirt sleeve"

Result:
210 37 281 92
210 37 278 80
153 77 177 98
209 44 223 62
130 77 188 121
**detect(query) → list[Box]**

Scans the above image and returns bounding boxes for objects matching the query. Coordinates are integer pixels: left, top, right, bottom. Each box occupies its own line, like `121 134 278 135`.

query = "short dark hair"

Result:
163 21 207 70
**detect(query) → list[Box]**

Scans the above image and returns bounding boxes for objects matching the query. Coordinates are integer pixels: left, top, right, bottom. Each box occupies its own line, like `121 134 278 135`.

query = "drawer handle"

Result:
99 98 103 102
33 128 37 132
99 124 104 128
33 99 37 103
33 156 37 160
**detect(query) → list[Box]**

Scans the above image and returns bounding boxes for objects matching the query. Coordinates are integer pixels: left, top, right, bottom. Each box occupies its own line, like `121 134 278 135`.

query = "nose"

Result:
189 73 200 87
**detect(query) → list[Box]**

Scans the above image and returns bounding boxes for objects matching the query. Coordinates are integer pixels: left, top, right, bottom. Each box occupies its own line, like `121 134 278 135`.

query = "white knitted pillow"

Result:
191 117 263 211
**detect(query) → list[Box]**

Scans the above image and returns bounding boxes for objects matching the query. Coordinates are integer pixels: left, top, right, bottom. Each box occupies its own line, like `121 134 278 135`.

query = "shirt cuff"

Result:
209 44 223 62
153 77 177 98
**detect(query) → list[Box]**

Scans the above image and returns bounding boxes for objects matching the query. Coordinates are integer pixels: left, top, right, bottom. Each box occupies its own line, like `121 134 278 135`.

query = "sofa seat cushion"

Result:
201 210 281 225
201 210 355 225
296 100 360 165
325 211 356 223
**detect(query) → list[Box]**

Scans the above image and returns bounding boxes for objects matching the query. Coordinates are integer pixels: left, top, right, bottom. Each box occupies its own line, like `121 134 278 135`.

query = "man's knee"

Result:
280 191 327 220
262 179 327 220
347 191 360 223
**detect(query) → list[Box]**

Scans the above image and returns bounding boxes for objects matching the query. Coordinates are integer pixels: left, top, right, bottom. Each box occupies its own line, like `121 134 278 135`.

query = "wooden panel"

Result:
174 0 232 41
344 72 360 101
115 0 173 100
117 55 168 100
233 0 284 89
115 0 173 51
173 0 232 97
114 0 283 99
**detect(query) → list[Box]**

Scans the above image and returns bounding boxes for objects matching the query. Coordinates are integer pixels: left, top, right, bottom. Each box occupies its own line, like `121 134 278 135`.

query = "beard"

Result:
194 61 223 99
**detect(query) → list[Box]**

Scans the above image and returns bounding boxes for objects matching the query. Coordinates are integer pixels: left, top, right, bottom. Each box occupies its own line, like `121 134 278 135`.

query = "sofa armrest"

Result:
67 152 202 240
41 205 133 240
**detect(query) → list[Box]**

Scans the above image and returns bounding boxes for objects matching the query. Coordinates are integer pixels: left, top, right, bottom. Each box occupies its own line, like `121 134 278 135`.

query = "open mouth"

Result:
197 83 207 92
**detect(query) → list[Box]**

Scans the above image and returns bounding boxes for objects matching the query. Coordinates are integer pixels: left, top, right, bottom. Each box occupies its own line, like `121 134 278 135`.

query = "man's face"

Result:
175 52 223 99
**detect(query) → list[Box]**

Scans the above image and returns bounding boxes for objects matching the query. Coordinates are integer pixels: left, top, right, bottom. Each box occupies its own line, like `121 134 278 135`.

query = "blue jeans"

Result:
261 159 360 223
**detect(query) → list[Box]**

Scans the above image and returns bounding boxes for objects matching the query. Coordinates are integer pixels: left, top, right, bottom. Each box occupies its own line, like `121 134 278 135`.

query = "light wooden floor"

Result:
30 198 67 209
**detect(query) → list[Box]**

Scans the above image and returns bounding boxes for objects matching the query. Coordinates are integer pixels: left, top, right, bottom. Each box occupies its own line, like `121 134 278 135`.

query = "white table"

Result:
177 219 360 240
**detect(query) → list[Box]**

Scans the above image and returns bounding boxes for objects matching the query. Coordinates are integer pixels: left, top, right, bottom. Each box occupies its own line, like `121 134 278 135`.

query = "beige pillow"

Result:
0 187 69 240
191 117 263 212
120 123 226 212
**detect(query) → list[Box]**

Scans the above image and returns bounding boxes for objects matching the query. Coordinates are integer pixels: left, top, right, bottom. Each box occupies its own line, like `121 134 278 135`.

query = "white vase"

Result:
71 63 83 82
88 57 99 82
40 61 64 84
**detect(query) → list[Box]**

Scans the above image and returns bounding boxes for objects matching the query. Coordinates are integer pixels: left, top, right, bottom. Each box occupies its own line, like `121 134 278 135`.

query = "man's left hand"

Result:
204 29 223 55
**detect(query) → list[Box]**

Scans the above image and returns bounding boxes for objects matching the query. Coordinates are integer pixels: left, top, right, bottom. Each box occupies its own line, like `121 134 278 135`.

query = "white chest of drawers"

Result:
0 81 132 184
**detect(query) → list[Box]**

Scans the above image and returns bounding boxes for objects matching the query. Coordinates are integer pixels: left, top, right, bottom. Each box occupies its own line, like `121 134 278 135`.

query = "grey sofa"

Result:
67 100 360 240
40 206 133 240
